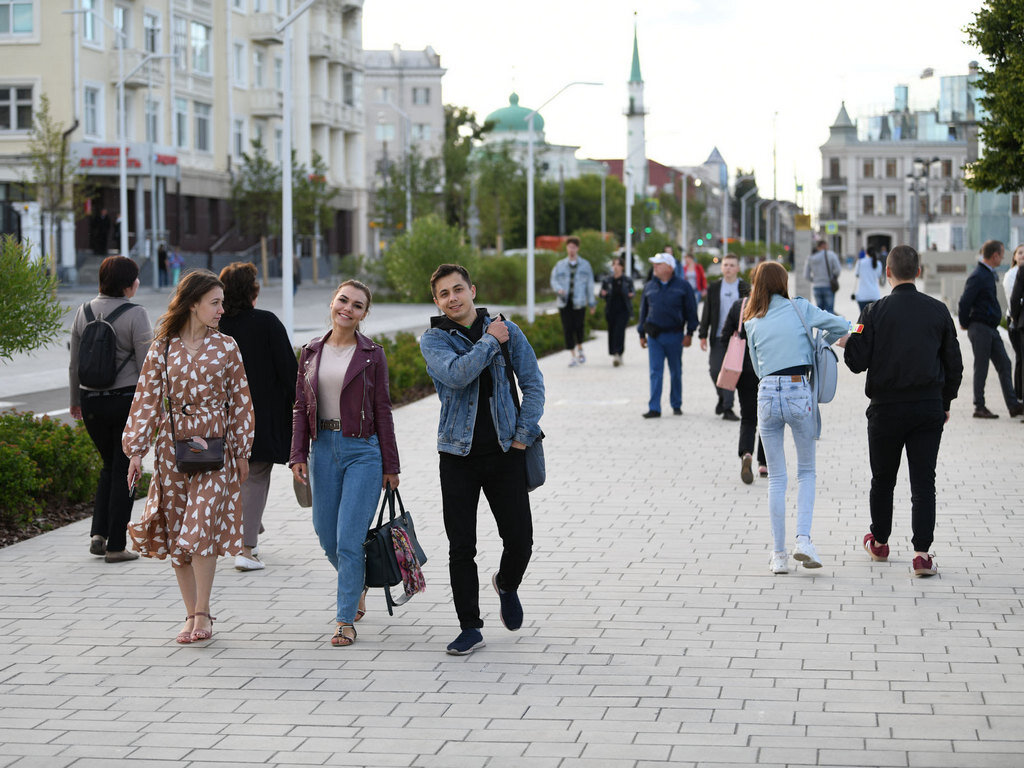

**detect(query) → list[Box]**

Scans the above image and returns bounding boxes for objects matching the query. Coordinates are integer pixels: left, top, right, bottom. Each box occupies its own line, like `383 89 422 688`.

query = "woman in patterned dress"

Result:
123 270 255 644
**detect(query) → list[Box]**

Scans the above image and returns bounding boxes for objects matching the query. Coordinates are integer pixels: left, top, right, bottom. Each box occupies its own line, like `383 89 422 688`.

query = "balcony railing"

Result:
820 176 847 189
249 13 283 44
110 49 166 89
249 88 282 117
818 210 848 221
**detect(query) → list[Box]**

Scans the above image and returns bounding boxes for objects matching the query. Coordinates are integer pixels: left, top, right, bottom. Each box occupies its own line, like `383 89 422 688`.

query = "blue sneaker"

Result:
492 572 523 631
446 628 485 656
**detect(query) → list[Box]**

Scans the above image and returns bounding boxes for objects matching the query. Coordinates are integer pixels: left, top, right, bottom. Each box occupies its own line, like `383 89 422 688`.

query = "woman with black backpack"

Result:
69 255 153 563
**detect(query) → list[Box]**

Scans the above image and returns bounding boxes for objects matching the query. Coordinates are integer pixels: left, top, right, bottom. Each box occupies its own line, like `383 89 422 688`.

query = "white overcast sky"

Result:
362 0 983 212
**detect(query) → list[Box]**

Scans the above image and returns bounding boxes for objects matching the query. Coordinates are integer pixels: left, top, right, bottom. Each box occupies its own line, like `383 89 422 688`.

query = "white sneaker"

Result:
792 538 822 568
770 551 789 574
577 351 586 364
235 553 265 571
568 357 579 367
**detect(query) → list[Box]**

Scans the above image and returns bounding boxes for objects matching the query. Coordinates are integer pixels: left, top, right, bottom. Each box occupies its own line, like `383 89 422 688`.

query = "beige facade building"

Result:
0 0 365 283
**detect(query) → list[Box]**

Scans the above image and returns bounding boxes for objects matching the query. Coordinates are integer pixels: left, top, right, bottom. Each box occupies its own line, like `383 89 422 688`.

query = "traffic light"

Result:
628 227 635 234
696 238 704 246
705 232 712 240
644 226 652 234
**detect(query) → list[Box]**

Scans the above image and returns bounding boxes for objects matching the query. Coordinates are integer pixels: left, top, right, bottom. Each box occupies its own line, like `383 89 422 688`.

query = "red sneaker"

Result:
863 533 889 562
912 554 937 577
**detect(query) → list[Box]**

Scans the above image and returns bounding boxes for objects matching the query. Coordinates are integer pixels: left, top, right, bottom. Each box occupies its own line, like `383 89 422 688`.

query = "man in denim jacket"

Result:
420 264 545 656
550 237 597 366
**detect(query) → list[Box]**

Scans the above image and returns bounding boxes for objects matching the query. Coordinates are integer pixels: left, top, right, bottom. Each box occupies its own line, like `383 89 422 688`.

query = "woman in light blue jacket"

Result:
743 261 849 575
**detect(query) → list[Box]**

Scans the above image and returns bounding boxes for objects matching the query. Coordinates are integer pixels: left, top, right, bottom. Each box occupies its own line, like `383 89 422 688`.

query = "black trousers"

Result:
80 389 136 552
606 310 628 355
559 306 586 350
866 399 946 552
736 368 766 464
708 338 735 411
439 450 533 630
1009 326 1023 401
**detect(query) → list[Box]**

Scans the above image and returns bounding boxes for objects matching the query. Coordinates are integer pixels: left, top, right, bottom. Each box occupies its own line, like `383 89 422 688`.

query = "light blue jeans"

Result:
757 375 817 551
309 432 383 623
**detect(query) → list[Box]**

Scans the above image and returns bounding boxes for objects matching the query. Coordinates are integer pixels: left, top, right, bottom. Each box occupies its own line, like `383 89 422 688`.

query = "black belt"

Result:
81 386 136 397
319 419 342 431
768 366 810 377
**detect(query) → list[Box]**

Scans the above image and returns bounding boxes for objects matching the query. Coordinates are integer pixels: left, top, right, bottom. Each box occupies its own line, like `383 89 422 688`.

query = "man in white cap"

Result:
637 252 699 417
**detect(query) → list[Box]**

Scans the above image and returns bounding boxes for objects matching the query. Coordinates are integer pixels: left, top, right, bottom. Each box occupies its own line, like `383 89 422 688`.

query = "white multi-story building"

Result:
0 0 365 283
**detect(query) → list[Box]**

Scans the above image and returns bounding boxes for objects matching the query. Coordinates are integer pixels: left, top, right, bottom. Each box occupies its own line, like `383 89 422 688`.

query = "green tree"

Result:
533 173 626 244
964 2 1024 192
0 236 64 360
571 228 618 276
231 139 280 279
292 150 334 283
443 105 488 230
384 213 478 302
374 144 443 231
474 141 525 251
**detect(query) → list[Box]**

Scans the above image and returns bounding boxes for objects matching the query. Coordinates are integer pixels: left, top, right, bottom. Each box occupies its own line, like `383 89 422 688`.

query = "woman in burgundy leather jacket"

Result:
290 280 400 647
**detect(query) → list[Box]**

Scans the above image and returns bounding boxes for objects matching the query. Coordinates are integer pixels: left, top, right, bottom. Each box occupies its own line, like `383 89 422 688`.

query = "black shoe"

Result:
446 628 485 656
1010 403 1024 417
672 407 683 416
721 408 739 422
714 401 723 415
973 406 998 419
642 410 661 418
492 572 523 631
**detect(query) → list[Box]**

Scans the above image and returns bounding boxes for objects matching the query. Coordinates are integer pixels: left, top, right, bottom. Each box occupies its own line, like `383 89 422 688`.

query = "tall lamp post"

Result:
525 80 601 322
754 197 767 249
600 161 609 235
143 52 175 288
907 156 939 251
374 101 413 234
739 186 757 243
679 170 688 252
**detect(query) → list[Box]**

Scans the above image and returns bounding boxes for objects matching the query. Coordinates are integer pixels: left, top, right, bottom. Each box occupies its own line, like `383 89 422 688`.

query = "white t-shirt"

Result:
717 279 740 337
317 343 356 421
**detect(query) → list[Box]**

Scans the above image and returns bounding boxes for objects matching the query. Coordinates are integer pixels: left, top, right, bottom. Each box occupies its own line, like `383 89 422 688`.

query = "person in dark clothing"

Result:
637 252 699 417
720 298 767 484
845 245 963 577
1011 262 1024 404
699 253 750 421
957 239 1023 419
90 208 112 255
218 262 299 571
420 264 545 656
599 257 634 366
158 244 169 288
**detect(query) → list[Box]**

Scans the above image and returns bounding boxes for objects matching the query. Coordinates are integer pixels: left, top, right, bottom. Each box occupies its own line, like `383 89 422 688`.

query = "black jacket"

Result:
720 299 756 378
1010 266 1024 329
958 262 1002 329
699 278 750 340
845 283 963 410
218 307 299 463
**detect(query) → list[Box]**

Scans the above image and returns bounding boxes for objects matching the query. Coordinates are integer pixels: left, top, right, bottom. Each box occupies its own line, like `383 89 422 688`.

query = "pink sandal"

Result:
190 612 216 642
176 615 195 644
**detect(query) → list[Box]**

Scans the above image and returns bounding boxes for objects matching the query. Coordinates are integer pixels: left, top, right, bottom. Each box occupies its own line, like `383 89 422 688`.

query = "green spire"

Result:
630 23 642 83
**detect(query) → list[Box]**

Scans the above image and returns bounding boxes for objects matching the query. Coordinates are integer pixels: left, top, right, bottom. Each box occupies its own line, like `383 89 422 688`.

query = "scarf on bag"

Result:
391 527 426 597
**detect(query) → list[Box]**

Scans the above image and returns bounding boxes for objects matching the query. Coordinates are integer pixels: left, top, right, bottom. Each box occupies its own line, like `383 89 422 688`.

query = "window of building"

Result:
113 5 129 48
941 194 952 216
376 86 392 103
190 21 211 75
0 0 33 35
82 0 100 43
143 12 159 54
209 198 219 235
174 97 187 148
145 97 160 143
885 194 897 216
411 123 430 142
253 50 265 87
375 122 395 142
253 0 263 11
274 0 285 15
273 57 283 90
233 42 246 86
115 91 133 140
342 71 354 106
183 196 196 235
232 119 244 156
232 0 245 10
862 159 874 179
863 194 874 215
828 158 839 179
885 159 897 178
83 86 101 137
173 16 187 70
412 87 430 106
942 159 953 177
253 119 265 145
829 195 840 217
194 101 211 152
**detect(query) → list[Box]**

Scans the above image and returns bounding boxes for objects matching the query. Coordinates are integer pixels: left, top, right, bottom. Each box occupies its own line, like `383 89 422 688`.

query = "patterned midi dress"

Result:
122 331 255 566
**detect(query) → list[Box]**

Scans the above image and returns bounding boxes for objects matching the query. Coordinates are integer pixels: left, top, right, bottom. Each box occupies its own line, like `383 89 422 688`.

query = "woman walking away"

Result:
290 280 400 648
854 246 885 313
600 257 635 366
70 256 153 562
218 262 298 571
743 261 849 574
123 270 255 644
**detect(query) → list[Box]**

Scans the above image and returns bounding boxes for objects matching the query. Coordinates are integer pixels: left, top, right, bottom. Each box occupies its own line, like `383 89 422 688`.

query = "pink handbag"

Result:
716 298 747 391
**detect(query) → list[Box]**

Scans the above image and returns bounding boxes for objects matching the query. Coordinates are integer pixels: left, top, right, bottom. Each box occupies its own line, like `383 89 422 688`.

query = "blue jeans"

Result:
757 375 817 551
309 432 383 623
813 286 835 313
647 330 684 412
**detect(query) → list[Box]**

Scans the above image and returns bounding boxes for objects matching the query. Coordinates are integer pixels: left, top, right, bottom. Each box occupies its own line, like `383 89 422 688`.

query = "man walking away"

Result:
844 245 963 577
804 239 842 312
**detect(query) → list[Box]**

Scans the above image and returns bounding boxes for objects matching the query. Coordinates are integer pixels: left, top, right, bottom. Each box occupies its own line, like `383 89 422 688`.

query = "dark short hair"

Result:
219 261 260 317
98 256 139 297
611 257 624 268
430 264 472 296
722 253 739 263
886 245 919 280
566 236 580 247
816 240 827 249
981 239 1004 261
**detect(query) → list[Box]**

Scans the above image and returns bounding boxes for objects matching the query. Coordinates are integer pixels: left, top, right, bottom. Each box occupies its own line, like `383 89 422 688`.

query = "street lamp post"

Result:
764 200 779 261
906 156 939 251
679 171 688 252
739 186 757 244
525 80 601 322
143 52 175 288
754 197 767 249
374 101 413 234
600 161 609 235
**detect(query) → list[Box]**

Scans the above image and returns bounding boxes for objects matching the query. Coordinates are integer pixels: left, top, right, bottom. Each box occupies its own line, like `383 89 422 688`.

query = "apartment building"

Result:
0 0 365 282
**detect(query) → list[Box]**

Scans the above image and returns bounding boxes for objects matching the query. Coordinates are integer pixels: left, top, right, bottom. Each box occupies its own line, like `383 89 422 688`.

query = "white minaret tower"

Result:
625 20 648 201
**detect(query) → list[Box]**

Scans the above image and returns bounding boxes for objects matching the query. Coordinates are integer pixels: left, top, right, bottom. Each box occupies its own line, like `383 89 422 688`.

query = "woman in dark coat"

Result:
599 257 635 366
218 262 298 571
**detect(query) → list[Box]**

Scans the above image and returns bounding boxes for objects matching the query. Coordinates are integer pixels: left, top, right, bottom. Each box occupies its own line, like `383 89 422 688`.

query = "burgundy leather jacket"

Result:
289 330 400 474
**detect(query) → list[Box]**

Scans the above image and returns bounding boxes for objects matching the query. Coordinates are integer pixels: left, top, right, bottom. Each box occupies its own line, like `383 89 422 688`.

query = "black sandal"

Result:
331 623 356 647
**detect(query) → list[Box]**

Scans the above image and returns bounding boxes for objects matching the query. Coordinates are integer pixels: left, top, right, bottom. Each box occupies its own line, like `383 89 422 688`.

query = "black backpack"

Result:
77 302 135 389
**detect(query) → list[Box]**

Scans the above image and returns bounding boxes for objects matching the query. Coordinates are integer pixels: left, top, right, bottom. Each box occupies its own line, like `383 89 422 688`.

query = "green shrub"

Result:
636 231 674 263
0 441 43 526
384 214 478 302
473 251 560 305
571 229 618 276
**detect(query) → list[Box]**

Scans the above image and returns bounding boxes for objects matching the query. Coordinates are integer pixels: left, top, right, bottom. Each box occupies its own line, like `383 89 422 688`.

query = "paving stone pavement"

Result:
2 278 1023 767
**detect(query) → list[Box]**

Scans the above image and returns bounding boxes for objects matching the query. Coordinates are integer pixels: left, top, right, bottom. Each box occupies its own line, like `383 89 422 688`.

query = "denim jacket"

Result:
420 311 545 456
744 295 849 379
550 257 597 309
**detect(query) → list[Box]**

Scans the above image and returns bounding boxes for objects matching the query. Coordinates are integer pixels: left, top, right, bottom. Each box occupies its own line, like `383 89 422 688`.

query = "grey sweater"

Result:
69 295 154 407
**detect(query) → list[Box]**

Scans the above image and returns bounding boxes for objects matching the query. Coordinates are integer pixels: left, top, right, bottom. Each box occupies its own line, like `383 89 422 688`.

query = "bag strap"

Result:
825 251 836 281
373 483 405 529
163 340 177 445
732 298 747 339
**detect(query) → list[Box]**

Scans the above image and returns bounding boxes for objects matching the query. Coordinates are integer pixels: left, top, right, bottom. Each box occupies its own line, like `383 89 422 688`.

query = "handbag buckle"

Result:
186 436 209 452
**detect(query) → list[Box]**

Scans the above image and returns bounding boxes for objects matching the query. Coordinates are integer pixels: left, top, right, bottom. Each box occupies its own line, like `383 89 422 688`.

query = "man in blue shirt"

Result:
957 240 1024 419
637 253 699 417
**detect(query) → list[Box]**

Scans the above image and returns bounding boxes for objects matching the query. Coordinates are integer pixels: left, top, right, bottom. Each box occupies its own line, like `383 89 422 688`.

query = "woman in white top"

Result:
854 247 885 312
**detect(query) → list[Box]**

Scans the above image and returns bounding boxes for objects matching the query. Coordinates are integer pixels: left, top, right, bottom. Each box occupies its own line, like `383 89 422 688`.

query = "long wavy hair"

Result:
743 261 790 322
155 269 224 340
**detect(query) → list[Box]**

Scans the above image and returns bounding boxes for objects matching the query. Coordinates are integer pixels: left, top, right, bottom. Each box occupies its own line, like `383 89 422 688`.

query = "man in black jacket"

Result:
845 245 963 577
957 239 1023 419
699 253 749 420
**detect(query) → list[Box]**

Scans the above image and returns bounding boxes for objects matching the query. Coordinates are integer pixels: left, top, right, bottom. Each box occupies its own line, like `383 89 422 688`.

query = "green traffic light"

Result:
628 227 634 234
705 232 712 239
696 238 704 246
644 227 652 234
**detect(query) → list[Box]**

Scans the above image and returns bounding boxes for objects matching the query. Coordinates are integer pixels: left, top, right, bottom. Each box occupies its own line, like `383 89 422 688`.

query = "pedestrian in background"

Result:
218 262 298 572
69 255 153 563
804 239 842 313
599 256 634 366
550 236 596 367
743 261 849 574
699 253 749 421
853 246 884 313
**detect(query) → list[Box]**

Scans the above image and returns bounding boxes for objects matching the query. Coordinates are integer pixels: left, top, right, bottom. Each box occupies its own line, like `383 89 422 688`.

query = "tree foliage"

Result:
231 139 280 238
964 2 1024 192
535 173 626 244
443 105 488 230
384 213 478 302
292 150 334 236
0 236 64 360
474 141 525 250
374 144 443 231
